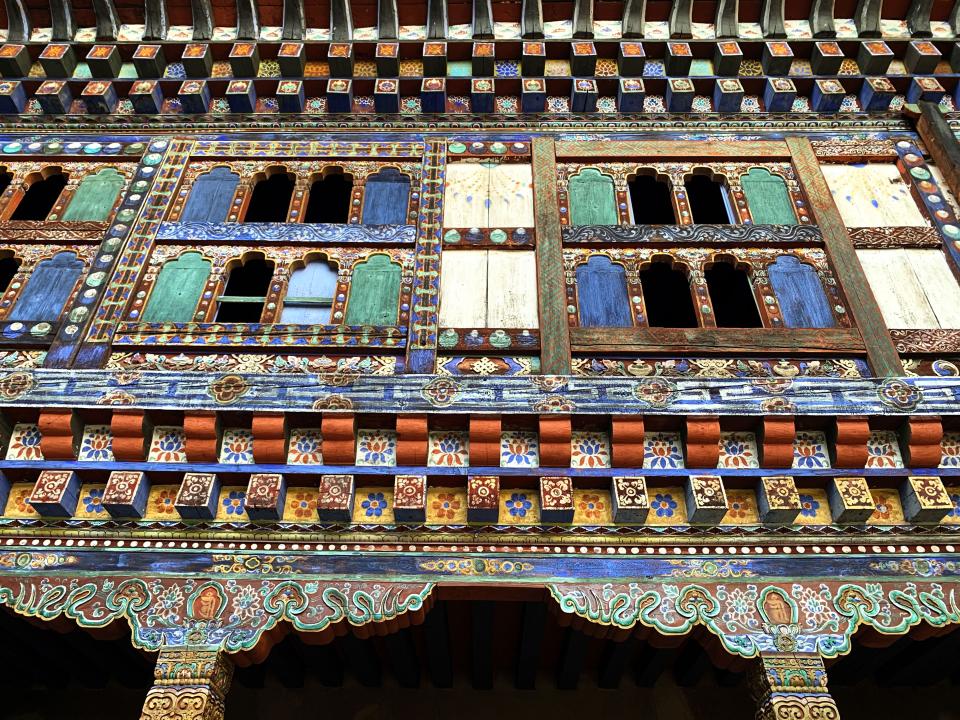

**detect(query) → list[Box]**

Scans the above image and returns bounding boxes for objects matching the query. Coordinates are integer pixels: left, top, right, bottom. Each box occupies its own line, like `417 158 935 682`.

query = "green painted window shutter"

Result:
61 168 125 222
344 254 401 325
740 168 796 225
141 252 212 323
569 168 619 226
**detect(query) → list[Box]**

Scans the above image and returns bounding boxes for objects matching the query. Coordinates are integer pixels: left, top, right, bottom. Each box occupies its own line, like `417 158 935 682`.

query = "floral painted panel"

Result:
868 489 906 525
939 432 960 468
793 431 831 469
794 488 832 524
717 432 760 469
944 486 960 525
218 489 249 520
78 425 114 462
865 430 904 469
148 426 187 463
144 485 182 520
572 489 612 525
355 430 397 467
500 431 539 468
352 487 395 523
3 483 37 517
570 431 611 469
283 489 319 521
646 487 687 525
499 489 540 525
721 490 760 524
643 433 684 469
76 484 108 518
426 487 468 524
428 431 469 467
287 429 323 465
219 428 254 464
6 423 43 461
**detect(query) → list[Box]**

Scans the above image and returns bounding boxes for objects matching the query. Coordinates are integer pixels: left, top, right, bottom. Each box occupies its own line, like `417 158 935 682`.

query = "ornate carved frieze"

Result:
811 137 898 158
891 329 960 354
561 223 824 244
750 653 840 720
140 647 233 720
849 225 944 249
0 220 108 241
156 221 417 245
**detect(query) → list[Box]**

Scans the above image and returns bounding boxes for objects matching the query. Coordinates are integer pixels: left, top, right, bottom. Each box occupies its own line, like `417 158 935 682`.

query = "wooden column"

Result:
916 102 960 210
139 647 233 720
532 137 572 374
749 652 840 719
786 136 902 377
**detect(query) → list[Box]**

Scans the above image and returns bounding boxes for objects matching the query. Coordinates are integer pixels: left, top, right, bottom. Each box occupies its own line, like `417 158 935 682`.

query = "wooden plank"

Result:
489 163 534 228
820 163 929 228
283 0 307 40
572 0 594 38
4 0 31 42
714 0 737 38
569 327 865 354
669 0 692 38
143 0 169 41
768 255 837 328
809 0 836 37
472 0 494 38
854 0 883 37
443 162 489 229
61 169 125 222
760 0 786 38
907 0 934 36
141 252 211 323
555 140 790 159
328 0 351 42
487 250 539 328
438 249 487 327
190 0 214 40
362 168 410 225
9 251 84 323
532 137 571 373
279 259 336 324
181 168 239 223
858 249 938 328
905 248 960 328
917 102 960 216
575 256 632 327
51 0 77 41
91 0 120 40
788 136 902 376
740 168 796 225
344 254 401 325
377 0 399 39
569 169 618 226
521 0 544 38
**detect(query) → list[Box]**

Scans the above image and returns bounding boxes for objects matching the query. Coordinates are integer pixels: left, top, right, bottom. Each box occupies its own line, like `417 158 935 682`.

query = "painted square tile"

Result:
643 432 684 469
6 422 43 461
501 431 539 468
945 487 960 524
721 490 760 524
78 425 114 462
494 60 520 77
355 430 397 467
428 431 469 467
148 426 187 463
865 430 904 468
499 489 540 525
646 487 687 525
145 485 182 520
793 431 830 469
544 59 571 77
573 489 612 525
76 484 108 518
287 428 323 465
3 483 37 517
426 487 468 524
218 489 248 520
283 489 319 521
219 428 254 464
352 487 394 523
718 431 759 469
795 488 832 525
494 21 522 39
571 431 611 469
939 432 960 468
868 489 905 525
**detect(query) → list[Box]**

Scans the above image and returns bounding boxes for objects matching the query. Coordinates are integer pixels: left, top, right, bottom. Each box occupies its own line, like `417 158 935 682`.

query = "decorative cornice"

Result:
849 225 944 249
156 221 417 244
892 329 960 354
561 223 824 245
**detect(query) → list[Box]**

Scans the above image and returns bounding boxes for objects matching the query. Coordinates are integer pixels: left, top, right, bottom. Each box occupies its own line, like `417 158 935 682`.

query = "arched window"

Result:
705 261 762 328
304 172 353 224
243 171 294 222
684 173 732 224
740 168 796 225
569 168 618 226
639 261 697 328
767 255 836 328
8 251 83 322
345 254 401 325
0 255 20 297
141 252 212 323
61 168 125 222
280 258 338 324
180 167 239 223
576 255 632 327
629 174 675 224
215 255 275 323
362 168 411 225
11 171 67 221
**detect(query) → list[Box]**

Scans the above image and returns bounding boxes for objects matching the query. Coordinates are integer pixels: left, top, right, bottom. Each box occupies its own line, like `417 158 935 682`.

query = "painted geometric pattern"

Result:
426 487 468 524
352 487 395 523
795 488 832 524
355 430 397 467
78 425 114 462
6 423 43 461
287 429 323 465
428 431 469 467
219 428 254 464
865 430 904 469
868 489 906 525
945 486 960 524
646 487 687 525
148 426 187 463
499 489 540 525
939 432 960 468
570 431 611 469
793 430 831 469
717 431 759 469
643 433 684 469
500 431 539 468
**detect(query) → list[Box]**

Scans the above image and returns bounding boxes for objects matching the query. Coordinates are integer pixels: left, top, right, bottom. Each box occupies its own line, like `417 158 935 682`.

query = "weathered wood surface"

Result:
179 168 239 223
50 0 77 41
141 252 211 323
190 0 214 40
621 0 645 38
443 162 489 229
907 0 934 36
438 249 487 327
489 163 534 228
91 0 120 39
917 102 960 215
575 256 632 327
714 0 738 38
740 168 796 225
521 0 544 38
809 0 836 37
283 0 307 40
61 169 124 222
143 0 169 41
859 248 960 329
767 256 836 328
363 168 411 226
4 0 31 42
669 0 692 38
472 0 495 38
572 0 594 38
570 327 864 354
236 0 260 39
344 254 401 325
854 0 883 37
760 0 786 37
426 0 448 39
569 169 618 226
377 0 399 39
9 251 83 322
487 250 539 328
279 259 337 324
821 163 928 228
556 140 790 159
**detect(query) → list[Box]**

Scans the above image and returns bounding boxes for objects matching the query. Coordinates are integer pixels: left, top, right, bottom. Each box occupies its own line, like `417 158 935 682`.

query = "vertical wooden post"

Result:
139 646 233 720
749 652 840 719
532 137 572 375
786 136 902 377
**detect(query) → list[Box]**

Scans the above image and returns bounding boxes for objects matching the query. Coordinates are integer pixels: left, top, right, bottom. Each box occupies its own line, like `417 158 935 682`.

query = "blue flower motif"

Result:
651 493 677 518
505 492 532 518
799 494 820 518
949 494 960 518
82 488 104 514
222 491 245 515
362 492 387 517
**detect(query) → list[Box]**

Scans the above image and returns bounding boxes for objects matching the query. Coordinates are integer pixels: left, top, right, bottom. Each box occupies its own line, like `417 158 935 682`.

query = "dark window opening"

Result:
304 174 353 224
639 261 698 328
244 173 294 222
11 173 67 221
685 174 731 224
216 256 275 323
0 171 12 197
0 256 20 294
706 262 763 328
629 175 676 224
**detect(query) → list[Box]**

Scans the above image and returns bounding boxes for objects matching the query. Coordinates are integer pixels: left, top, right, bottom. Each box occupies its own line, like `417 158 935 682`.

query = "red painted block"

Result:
467 475 499 523
110 410 150 461
317 474 354 522
29 470 79 517
184 411 219 462
245 473 286 520
903 416 943 467
396 415 428 465
175 472 221 519
540 476 574 524
469 416 501 467
394 474 427 523
103 470 150 518
320 414 356 465
685 416 720 468
539 416 572 467
38 409 77 460
252 412 287 464
760 417 795 468
611 416 644 468
833 416 870 468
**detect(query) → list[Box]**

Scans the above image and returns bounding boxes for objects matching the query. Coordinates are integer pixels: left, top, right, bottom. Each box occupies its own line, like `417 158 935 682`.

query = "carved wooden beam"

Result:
714 0 738 38
907 0 934 37
50 0 77 40
4 0 31 42
760 0 786 38
190 0 214 40
809 0 836 38
522 0 544 38
329 0 352 41
854 0 883 38
426 0 448 40
573 0 594 38
143 0 169 41
916 102 960 217
92 0 120 40
281 0 306 39
378 0 399 39
236 0 260 40
669 0 692 39
473 0 494 38
621 0 645 38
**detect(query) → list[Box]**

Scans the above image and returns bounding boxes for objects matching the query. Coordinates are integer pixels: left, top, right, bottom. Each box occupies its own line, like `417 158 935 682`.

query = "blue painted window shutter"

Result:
9 251 84 322
141 252 212 322
767 255 836 328
362 168 411 225
281 259 338 324
576 255 632 327
180 167 240 223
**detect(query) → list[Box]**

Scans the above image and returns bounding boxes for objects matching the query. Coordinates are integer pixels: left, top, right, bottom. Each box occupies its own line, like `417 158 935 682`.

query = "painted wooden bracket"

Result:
621 0 645 38
110 410 152 462
900 476 953 524
184 411 220 462
245 473 287 520
175 472 221 519
283 0 307 40
853 0 883 37
809 0 836 37
714 0 738 38
828 477 874 523
540 476 575 523
252 412 288 464
473 0 494 38
521 0 544 38
377 0 400 40
29 470 80 517
50 0 77 41
467 475 499 522
396 415 428 465
143 0 169 41
669 0 692 38
329 0 352 42
686 475 729 524
951 0 960 35
539 416 572 467
103 470 150 518
901 416 943 467
907 0 934 37
760 0 786 38
394 474 427 522
4 0 31 42
831 417 870 468
572 0 594 38
236 0 260 40
38 409 79 460
610 476 648 523
469 416 501 467
91 0 120 40
756 476 801 524
426 0 448 40
611 415 644 467
190 0 214 40
760 416 795 468
684 416 721 468
318 474 354 521
320 413 356 465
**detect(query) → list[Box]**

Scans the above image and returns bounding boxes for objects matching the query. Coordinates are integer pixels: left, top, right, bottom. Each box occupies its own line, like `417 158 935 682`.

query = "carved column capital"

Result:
750 652 840 720
140 646 234 720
